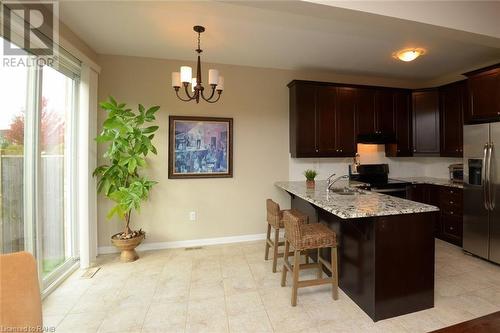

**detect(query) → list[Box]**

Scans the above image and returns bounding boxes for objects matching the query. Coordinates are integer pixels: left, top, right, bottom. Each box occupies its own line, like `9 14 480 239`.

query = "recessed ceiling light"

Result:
393 48 426 62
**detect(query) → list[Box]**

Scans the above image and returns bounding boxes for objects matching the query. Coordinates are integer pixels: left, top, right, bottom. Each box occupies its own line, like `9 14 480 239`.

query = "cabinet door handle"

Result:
450 226 454 230
315 149 319 153
450 211 454 215
449 201 454 204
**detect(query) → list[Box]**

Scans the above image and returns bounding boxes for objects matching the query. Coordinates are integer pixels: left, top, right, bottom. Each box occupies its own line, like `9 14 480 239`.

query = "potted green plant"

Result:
304 169 318 189
93 97 160 262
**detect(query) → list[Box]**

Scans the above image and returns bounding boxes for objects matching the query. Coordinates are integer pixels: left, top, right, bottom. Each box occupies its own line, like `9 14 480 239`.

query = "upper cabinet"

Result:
464 64 500 123
375 89 396 136
387 90 412 157
413 90 440 155
316 85 337 155
356 88 376 135
289 81 356 158
334 87 357 156
439 80 466 157
289 82 317 157
288 76 481 158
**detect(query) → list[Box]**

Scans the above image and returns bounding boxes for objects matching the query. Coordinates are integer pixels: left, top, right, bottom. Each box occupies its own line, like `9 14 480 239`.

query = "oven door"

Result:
371 187 408 198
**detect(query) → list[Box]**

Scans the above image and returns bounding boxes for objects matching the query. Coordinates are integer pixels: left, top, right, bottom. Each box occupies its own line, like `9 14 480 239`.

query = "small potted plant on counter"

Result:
304 169 318 189
93 97 160 262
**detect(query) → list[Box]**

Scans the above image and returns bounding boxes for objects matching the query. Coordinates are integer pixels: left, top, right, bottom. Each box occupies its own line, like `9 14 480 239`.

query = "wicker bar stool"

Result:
281 210 339 306
265 199 309 273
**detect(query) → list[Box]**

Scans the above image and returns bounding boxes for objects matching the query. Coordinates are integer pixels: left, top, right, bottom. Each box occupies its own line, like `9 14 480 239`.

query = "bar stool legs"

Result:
291 250 300 306
317 248 323 279
281 240 290 287
281 240 339 306
264 224 271 261
331 246 339 300
265 225 283 273
273 227 280 272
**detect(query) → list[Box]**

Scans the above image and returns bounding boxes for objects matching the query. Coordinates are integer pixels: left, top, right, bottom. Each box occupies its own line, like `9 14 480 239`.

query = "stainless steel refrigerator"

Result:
463 123 500 264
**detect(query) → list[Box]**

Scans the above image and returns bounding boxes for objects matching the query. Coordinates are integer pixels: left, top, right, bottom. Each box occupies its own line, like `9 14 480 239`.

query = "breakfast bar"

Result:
276 180 440 321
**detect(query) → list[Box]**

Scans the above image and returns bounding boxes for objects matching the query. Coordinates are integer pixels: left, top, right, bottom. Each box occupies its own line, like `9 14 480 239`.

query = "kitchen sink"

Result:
329 187 367 195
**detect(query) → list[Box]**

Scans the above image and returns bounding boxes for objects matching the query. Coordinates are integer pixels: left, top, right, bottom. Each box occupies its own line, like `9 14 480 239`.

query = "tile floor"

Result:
43 239 500 333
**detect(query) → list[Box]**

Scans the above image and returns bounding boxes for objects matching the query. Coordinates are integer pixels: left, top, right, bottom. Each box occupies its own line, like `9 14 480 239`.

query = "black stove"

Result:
351 164 410 198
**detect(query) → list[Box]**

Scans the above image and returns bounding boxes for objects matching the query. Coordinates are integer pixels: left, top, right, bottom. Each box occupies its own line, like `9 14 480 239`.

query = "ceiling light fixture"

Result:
393 48 426 62
171 26 224 103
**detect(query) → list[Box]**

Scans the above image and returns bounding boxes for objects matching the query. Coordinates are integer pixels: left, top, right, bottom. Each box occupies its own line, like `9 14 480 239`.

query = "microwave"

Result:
449 163 463 183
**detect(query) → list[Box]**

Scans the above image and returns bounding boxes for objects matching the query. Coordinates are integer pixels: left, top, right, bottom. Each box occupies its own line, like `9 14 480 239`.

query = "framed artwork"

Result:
168 116 233 179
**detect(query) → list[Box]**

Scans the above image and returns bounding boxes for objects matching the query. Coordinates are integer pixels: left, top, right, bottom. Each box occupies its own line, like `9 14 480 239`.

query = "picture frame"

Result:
168 116 233 179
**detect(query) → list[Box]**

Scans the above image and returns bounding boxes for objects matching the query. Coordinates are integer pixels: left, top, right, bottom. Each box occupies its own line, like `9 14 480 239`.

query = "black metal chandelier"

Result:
171 26 224 103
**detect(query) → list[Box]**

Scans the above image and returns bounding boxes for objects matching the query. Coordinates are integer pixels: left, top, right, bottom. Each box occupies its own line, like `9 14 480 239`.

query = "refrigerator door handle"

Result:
488 143 495 210
483 143 490 210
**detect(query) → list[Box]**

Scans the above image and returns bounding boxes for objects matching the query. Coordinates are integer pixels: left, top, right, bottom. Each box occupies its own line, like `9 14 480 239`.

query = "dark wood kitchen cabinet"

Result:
289 81 317 157
317 86 337 155
440 80 466 157
334 87 357 156
464 64 500 123
438 187 463 246
289 81 356 157
289 80 414 158
407 184 463 246
375 89 396 136
355 88 376 135
386 90 412 157
357 87 404 141
407 184 439 207
412 90 440 156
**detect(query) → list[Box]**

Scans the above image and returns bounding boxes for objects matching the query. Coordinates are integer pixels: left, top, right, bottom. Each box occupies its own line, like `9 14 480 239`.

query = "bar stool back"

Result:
265 199 308 272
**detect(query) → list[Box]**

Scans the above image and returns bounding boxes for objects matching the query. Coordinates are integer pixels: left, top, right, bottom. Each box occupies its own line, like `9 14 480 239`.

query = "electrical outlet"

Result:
189 211 196 221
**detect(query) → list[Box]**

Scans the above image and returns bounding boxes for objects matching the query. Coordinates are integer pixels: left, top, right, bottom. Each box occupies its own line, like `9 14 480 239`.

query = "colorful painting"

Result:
168 116 233 178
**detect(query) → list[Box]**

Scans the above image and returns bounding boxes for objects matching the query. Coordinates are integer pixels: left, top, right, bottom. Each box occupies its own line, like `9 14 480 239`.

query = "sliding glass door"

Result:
39 65 78 284
0 50 29 254
0 36 80 291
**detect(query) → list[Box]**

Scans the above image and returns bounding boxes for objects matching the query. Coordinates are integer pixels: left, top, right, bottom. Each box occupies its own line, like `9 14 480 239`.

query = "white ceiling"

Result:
58 1 500 82
309 1 500 40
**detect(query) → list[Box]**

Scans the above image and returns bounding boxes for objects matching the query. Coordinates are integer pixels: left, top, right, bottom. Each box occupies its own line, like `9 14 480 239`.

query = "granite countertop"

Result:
275 180 439 219
394 177 463 189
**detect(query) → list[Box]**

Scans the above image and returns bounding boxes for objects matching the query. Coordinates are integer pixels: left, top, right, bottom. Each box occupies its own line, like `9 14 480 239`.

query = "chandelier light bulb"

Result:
171 72 181 87
191 78 197 92
180 66 192 83
208 69 219 85
217 76 224 91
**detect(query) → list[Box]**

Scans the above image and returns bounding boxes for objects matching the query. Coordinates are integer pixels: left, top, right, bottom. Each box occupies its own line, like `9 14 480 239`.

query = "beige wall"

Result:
96 54 417 248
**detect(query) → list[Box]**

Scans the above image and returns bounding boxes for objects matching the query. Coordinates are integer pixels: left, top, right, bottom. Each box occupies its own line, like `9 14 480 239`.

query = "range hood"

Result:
356 132 396 144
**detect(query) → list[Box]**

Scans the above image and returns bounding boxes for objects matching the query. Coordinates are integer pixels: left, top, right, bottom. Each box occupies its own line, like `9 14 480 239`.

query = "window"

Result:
0 36 80 291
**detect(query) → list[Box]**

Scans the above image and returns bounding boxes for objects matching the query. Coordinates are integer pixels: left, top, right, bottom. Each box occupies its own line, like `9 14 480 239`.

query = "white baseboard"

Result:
98 233 267 255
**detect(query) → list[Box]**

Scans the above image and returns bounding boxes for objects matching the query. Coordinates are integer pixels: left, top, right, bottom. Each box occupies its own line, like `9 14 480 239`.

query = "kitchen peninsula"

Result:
276 180 439 321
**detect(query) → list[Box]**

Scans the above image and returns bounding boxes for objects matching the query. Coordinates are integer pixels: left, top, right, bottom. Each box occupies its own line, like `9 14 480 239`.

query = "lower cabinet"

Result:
438 186 463 246
407 184 463 246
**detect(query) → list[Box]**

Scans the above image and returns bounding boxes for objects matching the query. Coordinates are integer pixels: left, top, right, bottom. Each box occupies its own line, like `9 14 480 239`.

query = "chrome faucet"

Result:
326 174 350 191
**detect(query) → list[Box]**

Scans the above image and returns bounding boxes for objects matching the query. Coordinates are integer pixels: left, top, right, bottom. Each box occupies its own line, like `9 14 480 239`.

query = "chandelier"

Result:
171 26 224 103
